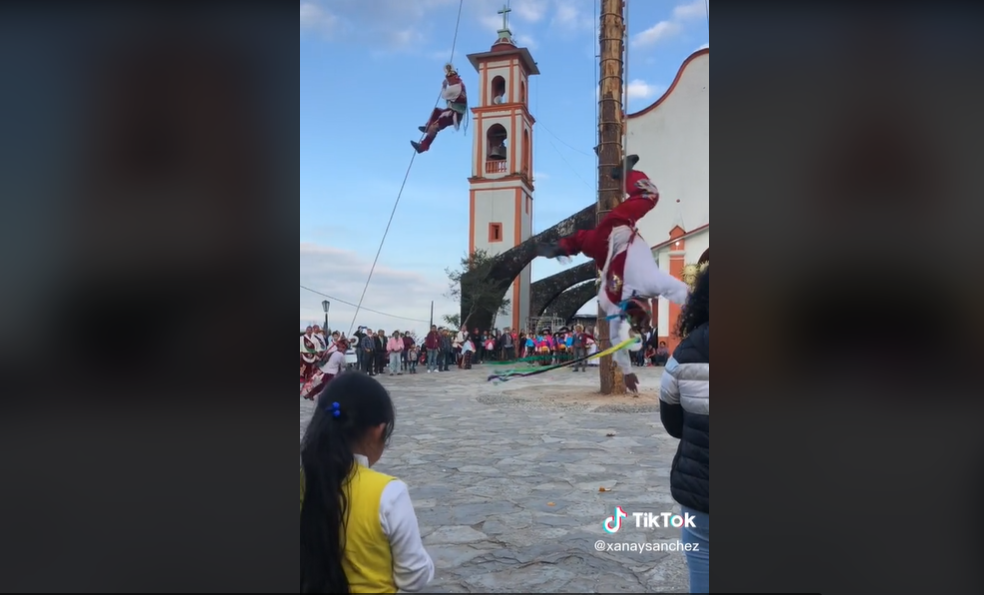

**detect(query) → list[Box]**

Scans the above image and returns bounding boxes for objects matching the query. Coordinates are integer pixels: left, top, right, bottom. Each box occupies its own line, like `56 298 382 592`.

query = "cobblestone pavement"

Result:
300 365 691 593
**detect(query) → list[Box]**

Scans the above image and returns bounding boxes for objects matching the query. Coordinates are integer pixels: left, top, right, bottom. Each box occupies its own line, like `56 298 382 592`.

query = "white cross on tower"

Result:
498 4 512 32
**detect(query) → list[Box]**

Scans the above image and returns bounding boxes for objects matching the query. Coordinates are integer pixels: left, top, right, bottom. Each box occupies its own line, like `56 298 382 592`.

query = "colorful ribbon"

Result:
486 337 639 384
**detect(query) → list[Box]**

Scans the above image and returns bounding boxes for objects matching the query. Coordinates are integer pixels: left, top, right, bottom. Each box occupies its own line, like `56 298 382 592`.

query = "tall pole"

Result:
597 0 626 395
430 301 434 328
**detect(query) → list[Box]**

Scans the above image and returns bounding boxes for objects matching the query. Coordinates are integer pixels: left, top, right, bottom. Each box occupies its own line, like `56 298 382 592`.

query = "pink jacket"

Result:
386 337 404 353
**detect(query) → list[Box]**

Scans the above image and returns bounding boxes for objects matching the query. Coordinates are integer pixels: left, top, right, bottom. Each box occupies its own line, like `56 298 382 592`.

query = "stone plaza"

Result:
299 365 691 593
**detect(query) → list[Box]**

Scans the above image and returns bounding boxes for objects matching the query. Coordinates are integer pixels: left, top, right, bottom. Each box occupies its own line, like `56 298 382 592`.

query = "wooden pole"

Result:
597 0 626 395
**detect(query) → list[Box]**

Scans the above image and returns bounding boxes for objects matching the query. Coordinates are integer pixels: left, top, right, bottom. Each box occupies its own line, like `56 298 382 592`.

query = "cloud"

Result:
479 12 537 49
299 3 337 37
632 0 708 48
673 0 708 21
480 14 501 32
300 0 461 51
515 34 538 49
534 171 550 181
512 0 549 23
627 79 661 100
300 242 458 333
551 3 595 32
631 21 682 48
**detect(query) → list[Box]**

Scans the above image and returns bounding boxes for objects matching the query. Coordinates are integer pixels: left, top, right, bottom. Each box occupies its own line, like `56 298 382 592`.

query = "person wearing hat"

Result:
411 63 468 154
535 155 689 392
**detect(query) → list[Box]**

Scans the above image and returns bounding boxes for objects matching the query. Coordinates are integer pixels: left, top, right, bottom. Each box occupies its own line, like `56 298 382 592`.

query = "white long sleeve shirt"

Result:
353 455 434 593
319 351 346 375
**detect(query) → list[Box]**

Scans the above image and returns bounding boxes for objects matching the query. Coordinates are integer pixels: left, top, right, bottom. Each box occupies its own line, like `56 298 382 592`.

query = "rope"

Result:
622 0 630 199
594 0 600 197
346 0 466 335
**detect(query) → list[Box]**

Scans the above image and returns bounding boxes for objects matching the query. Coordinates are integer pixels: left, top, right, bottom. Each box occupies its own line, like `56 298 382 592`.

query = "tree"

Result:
446 249 511 330
442 313 461 330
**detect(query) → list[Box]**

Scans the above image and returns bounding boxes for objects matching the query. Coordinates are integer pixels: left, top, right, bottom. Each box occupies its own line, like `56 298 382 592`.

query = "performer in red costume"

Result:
536 155 689 392
411 63 468 154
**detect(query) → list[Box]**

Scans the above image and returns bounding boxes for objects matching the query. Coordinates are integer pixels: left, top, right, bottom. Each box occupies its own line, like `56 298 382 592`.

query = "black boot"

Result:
418 126 427 133
411 140 424 153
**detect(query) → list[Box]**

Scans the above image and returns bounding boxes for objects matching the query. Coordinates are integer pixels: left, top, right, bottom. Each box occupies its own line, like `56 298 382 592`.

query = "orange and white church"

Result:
465 19 538 332
465 14 709 349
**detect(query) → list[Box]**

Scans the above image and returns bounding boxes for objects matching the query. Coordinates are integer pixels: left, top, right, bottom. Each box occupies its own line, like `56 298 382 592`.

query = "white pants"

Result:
600 237 690 375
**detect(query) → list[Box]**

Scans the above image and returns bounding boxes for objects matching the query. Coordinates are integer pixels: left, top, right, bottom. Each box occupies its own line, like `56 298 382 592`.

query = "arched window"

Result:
485 124 508 175
522 129 531 177
520 80 527 105
490 76 506 104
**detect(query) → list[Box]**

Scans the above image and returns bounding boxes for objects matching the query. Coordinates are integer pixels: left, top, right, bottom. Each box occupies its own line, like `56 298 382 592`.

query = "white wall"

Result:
473 190 516 253
627 52 709 248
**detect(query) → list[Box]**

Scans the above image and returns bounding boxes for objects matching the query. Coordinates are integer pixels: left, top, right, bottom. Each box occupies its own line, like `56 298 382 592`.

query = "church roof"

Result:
467 45 540 75
628 48 708 119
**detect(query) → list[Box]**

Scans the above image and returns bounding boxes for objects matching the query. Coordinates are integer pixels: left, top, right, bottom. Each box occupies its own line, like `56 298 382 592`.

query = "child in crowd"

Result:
408 344 419 374
300 374 434 593
645 344 657 367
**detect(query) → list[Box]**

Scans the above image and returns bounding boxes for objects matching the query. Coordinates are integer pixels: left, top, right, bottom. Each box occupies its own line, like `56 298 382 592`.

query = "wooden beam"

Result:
596 0 626 395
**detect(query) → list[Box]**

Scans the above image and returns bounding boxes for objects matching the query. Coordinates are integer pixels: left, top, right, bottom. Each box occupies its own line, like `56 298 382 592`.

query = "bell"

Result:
489 145 507 160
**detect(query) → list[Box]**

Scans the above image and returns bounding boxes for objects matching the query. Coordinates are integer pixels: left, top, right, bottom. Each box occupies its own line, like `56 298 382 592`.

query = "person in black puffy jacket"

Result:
660 265 709 593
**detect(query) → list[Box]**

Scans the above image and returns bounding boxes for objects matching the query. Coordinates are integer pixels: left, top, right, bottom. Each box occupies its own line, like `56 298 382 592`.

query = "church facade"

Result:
627 48 709 351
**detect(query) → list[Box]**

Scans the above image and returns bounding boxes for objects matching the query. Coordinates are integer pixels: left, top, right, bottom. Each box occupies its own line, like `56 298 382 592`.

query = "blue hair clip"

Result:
330 402 341 418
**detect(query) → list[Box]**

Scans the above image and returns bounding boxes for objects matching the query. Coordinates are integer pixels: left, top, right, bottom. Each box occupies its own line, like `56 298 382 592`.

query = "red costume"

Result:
540 156 689 388
558 168 666 306
412 64 468 154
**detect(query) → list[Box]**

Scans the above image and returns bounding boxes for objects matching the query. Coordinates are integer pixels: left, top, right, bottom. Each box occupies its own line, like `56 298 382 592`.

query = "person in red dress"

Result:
536 155 689 392
300 339 348 401
411 64 468 154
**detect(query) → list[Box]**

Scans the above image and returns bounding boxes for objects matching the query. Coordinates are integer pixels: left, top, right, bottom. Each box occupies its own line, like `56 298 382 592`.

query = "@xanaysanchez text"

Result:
595 540 700 553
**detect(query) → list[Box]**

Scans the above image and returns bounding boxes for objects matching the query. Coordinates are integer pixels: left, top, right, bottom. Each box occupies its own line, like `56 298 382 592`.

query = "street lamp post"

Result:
322 300 331 333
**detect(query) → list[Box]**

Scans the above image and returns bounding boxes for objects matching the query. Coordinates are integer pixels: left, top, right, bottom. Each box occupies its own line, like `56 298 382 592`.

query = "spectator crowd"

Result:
300 323 673 388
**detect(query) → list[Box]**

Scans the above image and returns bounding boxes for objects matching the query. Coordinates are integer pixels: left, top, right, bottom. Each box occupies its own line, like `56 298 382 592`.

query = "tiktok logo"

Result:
603 506 628 534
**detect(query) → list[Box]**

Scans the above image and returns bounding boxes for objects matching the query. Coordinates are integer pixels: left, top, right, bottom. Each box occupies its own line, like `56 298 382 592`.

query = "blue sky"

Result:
300 0 709 333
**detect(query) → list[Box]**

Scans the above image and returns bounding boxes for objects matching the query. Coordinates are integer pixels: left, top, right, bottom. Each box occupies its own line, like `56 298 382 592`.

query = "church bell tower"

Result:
466 5 540 331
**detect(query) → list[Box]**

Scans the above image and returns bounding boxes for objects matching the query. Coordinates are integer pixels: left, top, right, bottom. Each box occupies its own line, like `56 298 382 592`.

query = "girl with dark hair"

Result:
300 373 433 593
659 265 710 593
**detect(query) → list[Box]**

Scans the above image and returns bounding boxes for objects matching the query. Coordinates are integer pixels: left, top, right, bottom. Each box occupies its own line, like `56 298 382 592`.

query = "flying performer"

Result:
535 155 689 392
411 63 468 154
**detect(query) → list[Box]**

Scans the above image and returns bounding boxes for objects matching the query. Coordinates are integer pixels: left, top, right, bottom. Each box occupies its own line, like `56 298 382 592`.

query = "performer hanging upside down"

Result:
411 63 468 154
535 155 690 392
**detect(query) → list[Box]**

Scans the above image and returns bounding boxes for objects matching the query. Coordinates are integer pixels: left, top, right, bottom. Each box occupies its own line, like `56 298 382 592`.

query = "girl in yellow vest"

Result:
301 373 434 593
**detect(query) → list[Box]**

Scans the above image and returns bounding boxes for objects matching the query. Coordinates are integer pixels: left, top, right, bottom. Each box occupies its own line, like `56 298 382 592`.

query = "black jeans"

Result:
439 350 450 371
